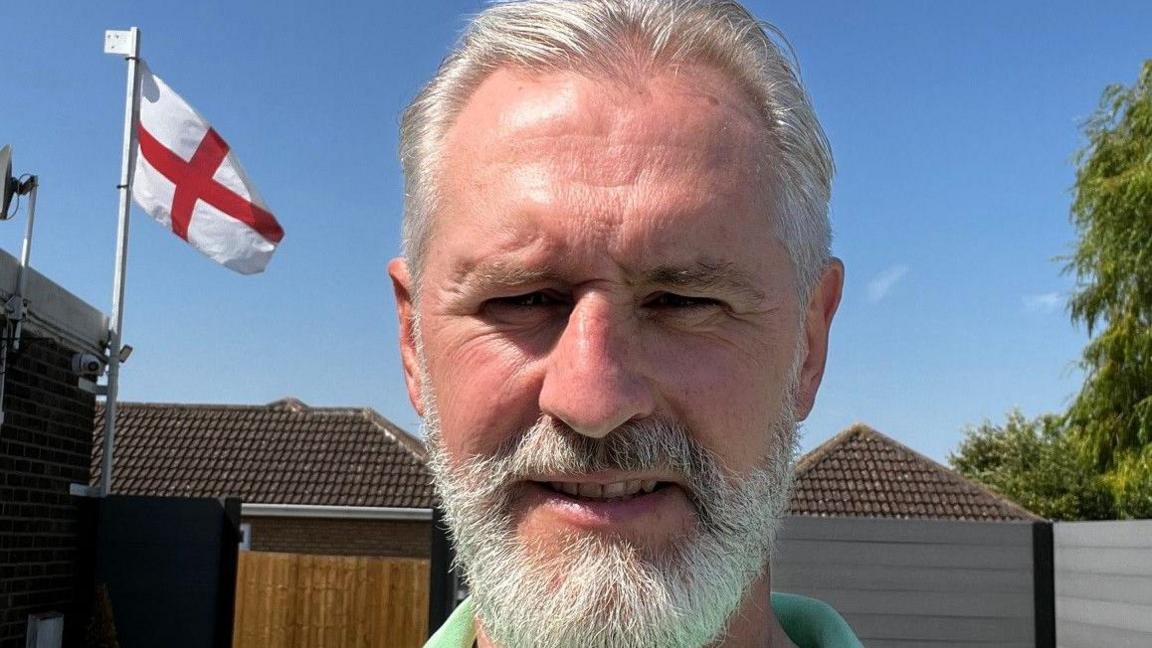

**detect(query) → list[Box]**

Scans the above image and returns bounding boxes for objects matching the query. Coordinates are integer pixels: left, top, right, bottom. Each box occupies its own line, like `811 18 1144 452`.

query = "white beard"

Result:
419 355 801 648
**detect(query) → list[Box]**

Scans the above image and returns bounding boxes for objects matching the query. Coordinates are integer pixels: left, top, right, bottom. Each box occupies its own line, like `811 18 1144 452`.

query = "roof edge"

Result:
0 247 109 355
361 408 427 460
794 423 872 476
242 503 432 521
796 422 1044 522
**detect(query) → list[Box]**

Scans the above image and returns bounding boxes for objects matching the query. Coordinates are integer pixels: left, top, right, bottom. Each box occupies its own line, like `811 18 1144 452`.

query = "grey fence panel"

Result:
860 642 1033 648
773 516 1037 647
1056 572 1152 607
1056 548 1152 577
1054 519 1152 648
1056 621 1152 648
845 612 1035 645
784 564 1033 593
781 516 1034 545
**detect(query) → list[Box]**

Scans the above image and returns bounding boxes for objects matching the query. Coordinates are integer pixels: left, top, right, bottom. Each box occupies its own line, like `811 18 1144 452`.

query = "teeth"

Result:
548 480 655 499
578 482 603 498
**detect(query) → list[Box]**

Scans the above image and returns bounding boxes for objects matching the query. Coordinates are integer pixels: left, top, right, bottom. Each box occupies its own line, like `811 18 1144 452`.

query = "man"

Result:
389 1 857 646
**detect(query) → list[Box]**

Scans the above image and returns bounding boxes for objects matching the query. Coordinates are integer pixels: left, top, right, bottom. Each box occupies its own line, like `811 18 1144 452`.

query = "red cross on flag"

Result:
132 61 284 274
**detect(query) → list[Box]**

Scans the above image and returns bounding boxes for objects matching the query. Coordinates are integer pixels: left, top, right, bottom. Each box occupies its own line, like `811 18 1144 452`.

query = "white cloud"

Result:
866 265 909 303
1024 292 1063 314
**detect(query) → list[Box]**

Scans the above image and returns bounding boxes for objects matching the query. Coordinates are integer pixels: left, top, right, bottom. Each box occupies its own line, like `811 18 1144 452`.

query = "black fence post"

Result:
215 497 242 648
428 503 457 637
66 495 100 647
1032 521 1055 648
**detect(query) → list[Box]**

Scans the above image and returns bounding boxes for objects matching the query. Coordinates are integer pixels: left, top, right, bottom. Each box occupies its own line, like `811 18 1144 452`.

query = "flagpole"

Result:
99 27 141 497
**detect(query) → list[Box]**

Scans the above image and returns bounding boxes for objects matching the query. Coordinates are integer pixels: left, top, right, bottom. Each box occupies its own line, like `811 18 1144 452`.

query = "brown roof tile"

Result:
93 398 433 508
788 423 1042 521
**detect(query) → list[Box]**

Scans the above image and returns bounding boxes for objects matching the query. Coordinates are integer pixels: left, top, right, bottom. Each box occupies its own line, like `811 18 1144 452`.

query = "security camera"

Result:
71 353 105 377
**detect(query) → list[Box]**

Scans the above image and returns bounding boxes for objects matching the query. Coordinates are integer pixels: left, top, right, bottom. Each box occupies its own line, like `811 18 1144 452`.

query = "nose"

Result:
538 295 656 439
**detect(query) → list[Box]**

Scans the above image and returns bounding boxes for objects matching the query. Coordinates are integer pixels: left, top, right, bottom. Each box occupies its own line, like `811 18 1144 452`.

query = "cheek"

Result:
425 327 544 457
647 331 794 472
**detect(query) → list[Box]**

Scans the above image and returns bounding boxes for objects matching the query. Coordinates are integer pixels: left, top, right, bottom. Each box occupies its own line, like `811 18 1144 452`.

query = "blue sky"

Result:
4 1 1150 462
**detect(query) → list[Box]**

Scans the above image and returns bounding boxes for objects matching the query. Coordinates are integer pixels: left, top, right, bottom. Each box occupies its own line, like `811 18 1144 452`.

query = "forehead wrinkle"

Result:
452 69 767 190
512 138 745 192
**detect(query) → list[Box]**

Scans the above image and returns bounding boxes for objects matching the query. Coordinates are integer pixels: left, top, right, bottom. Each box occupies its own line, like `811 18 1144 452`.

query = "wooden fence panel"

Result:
233 552 429 648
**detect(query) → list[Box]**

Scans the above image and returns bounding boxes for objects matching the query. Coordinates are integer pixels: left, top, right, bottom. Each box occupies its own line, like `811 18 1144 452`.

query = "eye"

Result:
644 293 721 310
481 291 570 324
489 292 567 308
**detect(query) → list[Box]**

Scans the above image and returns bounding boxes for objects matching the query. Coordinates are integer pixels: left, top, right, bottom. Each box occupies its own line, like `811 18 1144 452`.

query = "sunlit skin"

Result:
391 65 842 647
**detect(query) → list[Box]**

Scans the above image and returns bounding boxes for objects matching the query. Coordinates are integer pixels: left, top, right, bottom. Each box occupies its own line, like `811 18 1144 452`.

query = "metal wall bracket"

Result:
77 377 109 396
69 483 100 497
4 294 25 321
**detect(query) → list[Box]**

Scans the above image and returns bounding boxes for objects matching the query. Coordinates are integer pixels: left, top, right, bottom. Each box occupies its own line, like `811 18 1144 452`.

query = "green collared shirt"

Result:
424 593 863 648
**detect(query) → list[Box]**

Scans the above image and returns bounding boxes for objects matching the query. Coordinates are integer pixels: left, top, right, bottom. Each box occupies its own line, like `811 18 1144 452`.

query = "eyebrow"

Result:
449 260 563 296
450 257 768 304
645 260 767 305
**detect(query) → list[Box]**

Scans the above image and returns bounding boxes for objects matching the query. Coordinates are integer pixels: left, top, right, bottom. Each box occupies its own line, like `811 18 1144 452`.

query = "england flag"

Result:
132 61 284 274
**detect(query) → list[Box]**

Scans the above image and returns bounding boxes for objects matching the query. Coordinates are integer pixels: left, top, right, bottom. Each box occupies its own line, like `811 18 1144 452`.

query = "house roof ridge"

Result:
360 408 427 461
99 400 303 411
794 422 872 476
791 422 1043 522
851 425 1042 520
266 397 310 412
90 398 434 509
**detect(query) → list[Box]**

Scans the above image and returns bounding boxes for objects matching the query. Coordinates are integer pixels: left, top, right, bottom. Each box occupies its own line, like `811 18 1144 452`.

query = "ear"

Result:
389 257 425 417
793 258 844 421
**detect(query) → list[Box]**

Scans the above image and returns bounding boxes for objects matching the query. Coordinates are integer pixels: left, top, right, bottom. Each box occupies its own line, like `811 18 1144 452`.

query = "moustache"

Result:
444 415 734 529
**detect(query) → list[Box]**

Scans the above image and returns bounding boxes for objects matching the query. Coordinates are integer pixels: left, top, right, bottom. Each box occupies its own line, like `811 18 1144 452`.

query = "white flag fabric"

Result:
132 61 284 274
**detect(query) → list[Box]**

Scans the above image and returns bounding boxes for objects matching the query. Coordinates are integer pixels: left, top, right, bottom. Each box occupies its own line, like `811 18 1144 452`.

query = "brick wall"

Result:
0 328 96 648
245 516 430 559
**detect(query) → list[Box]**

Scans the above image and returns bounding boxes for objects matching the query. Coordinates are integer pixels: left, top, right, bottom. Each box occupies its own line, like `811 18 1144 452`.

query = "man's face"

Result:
391 64 841 647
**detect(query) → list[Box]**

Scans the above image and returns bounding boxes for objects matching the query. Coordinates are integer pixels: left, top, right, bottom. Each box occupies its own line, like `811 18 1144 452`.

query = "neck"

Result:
718 568 798 648
475 567 798 648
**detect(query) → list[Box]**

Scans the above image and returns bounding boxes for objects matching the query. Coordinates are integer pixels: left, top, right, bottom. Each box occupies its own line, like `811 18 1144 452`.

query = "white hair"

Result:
399 0 834 300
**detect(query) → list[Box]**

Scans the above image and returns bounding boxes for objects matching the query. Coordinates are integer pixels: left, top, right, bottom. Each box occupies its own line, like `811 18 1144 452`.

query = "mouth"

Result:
517 475 689 531
536 478 672 501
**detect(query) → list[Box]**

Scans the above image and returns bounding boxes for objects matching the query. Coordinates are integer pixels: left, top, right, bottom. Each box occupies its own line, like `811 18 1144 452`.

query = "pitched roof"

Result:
788 423 1041 521
92 398 433 508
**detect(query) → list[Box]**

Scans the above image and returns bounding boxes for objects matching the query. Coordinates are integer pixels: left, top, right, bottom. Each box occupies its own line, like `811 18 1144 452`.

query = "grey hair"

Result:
399 0 833 299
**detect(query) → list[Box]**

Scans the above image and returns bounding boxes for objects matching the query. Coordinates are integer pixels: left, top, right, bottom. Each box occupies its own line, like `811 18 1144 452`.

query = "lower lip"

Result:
520 481 688 529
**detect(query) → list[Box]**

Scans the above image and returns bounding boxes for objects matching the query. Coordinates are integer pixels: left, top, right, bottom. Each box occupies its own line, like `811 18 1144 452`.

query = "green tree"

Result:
1065 60 1152 471
949 410 1114 521
1106 445 1152 518
952 61 1152 520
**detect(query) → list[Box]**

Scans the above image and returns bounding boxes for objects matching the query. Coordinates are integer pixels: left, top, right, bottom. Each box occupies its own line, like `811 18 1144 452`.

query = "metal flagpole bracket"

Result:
103 30 137 57
99 26 141 498
0 157 38 429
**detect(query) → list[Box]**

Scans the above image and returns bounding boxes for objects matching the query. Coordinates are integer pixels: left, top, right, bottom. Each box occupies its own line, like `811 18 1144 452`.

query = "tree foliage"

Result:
1065 60 1152 470
949 410 1114 521
954 61 1152 521
1105 445 1152 518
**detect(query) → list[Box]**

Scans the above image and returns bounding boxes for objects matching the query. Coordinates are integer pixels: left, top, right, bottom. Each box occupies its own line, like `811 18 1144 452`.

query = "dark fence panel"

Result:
94 495 241 648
